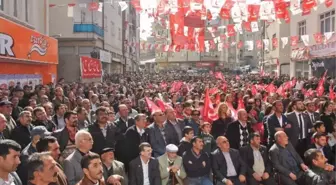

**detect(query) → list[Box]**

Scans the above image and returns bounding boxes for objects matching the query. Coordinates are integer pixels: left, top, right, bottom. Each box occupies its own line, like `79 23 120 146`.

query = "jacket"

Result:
158 153 187 185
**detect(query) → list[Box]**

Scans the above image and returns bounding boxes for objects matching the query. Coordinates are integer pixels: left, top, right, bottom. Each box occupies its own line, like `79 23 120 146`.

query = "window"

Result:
111 22 115 36
0 0 4 11
320 10 335 34
81 11 86 23
14 0 17 17
118 28 121 40
298 20 306 40
25 0 28 22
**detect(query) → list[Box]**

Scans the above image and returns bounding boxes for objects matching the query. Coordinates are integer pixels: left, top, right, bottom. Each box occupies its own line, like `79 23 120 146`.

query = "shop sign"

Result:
196 62 215 67
80 56 102 79
310 41 336 58
100 50 111 63
311 60 325 70
0 17 58 64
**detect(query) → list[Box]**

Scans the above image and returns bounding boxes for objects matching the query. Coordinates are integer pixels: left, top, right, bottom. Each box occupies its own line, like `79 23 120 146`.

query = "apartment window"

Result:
25 0 28 22
118 28 121 40
0 0 4 11
320 10 335 34
81 11 86 23
14 0 17 17
298 20 306 39
111 22 115 36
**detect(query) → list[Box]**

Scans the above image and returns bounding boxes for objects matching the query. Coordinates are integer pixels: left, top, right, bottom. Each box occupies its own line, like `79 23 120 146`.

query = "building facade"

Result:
49 0 124 82
290 6 335 78
0 0 58 84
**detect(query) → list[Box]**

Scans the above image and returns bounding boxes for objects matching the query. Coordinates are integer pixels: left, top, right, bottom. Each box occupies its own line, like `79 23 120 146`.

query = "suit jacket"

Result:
10 122 32 149
303 167 336 185
52 127 70 153
305 111 321 124
128 156 161 185
239 144 273 177
286 111 313 146
9 172 22 185
266 113 291 146
269 143 304 176
158 153 186 185
114 117 135 134
64 150 89 185
103 160 128 185
147 122 178 157
166 119 185 141
226 120 254 150
88 122 121 154
211 148 246 182
75 175 105 185
310 144 335 166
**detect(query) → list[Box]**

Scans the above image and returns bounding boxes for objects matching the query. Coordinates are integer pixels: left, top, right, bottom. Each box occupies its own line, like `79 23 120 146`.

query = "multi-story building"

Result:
263 20 291 75
123 5 140 72
290 5 335 78
49 0 124 82
0 0 58 84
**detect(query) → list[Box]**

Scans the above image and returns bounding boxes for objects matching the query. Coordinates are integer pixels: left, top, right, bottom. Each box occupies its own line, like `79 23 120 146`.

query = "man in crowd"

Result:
0 113 7 140
88 106 120 154
158 144 186 185
53 104 66 129
53 87 70 108
303 148 336 185
74 107 89 130
27 152 59 185
239 132 276 185
226 109 254 150
269 131 309 185
0 100 16 139
286 99 313 157
183 136 212 185
128 142 161 185
310 132 335 166
148 110 179 157
10 111 33 149
114 104 135 134
212 136 246 185
77 153 105 185
165 107 185 141
63 130 93 185
304 100 320 123
0 140 22 185
32 107 56 132
10 96 23 121
100 147 127 185
36 136 67 185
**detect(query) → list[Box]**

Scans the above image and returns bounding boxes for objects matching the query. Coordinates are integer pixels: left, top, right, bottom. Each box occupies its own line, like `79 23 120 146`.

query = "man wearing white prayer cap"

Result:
158 144 187 185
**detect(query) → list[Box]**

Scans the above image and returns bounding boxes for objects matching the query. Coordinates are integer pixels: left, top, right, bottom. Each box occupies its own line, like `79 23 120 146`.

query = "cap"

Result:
30 126 51 138
166 144 178 153
100 147 115 155
0 100 12 107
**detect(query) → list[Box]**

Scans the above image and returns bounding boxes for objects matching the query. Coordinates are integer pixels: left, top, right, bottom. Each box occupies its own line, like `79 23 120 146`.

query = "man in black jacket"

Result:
239 132 276 185
121 113 149 172
310 132 335 166
212 136 246 185
182 136 212 185
10 111 33 149
128 142 161 185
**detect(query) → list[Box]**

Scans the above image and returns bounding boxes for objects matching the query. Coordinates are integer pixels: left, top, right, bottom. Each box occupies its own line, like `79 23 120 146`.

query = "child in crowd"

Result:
199 122 216 155
311 121 326 144
178 126 194 156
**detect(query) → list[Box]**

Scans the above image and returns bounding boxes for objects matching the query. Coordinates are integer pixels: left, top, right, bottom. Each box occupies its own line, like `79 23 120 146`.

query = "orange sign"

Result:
0 17 58 64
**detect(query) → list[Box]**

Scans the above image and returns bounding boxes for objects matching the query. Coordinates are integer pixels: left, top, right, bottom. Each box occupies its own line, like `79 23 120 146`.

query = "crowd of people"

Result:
0 71 335 185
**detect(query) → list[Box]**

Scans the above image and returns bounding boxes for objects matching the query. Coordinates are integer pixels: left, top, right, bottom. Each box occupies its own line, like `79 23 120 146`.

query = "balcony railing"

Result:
73 23 104 37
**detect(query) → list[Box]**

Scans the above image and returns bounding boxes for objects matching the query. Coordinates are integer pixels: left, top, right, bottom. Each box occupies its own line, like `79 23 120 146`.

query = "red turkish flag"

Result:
243 22 252 32
203 89 219 122
131 0 142 12
227 24 236 37
256 40 263 49
209 40 216 49
219 0 234 19
302 8 311 16
302 0 316 11
330 85 335 100
291 36 299 46
274 2 287 19
207 11 212 20
248 4 260 22
272 38 278 48
145 97 161 113
313 33 323 44
284 10 290 23
325 0 333 7
89 2 99 11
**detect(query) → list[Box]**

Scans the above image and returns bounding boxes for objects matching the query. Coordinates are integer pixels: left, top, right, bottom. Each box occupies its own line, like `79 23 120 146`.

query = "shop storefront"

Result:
0 17 58 85
290 48 310 78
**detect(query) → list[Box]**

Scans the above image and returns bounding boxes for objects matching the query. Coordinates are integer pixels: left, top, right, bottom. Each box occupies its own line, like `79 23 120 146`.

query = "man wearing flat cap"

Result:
158 144 186 185
0 100 16 139
100 148 127 185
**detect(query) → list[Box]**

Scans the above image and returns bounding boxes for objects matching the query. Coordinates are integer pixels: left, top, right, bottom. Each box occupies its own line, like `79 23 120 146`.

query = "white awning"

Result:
140 58 155 65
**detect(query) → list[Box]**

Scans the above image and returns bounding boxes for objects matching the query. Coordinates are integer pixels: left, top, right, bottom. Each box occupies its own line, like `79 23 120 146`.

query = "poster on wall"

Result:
0 75 8 89
80 56 102 79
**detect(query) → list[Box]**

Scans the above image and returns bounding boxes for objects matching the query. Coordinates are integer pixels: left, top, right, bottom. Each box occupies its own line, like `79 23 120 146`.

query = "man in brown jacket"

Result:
76 153 105 185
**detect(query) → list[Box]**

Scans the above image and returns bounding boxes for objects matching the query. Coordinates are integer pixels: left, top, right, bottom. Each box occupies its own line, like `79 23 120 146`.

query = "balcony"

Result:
73 23 104 37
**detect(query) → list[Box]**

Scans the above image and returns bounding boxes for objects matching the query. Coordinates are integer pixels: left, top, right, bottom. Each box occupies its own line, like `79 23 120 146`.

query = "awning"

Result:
310 33 336 58
291 48 309 61
140 58 155 65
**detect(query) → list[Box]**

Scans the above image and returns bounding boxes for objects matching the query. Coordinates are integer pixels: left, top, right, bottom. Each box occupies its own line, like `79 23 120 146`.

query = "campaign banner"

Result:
80 56 102 79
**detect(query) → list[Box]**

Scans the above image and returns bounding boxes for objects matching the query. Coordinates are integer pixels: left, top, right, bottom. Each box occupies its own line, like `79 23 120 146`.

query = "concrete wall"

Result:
0 0 49 35
58 55 81 82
